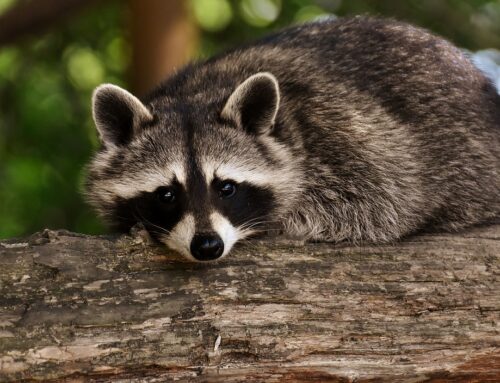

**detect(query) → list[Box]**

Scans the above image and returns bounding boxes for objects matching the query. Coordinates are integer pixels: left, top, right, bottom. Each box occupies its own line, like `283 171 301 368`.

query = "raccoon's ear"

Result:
92 84 153 147
221 72 280 135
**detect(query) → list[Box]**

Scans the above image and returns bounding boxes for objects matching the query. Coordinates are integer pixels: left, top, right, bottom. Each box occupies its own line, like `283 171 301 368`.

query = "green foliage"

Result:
0 2 126 238
0 0 15 13
192 0 233 31
239 0 282 27
0 0 499 238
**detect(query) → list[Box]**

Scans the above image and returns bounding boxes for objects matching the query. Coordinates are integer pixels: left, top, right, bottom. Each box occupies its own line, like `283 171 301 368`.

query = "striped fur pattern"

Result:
85 16 500 260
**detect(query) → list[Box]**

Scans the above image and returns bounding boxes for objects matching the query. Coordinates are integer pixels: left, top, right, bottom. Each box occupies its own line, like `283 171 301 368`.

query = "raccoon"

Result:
85 16 500 262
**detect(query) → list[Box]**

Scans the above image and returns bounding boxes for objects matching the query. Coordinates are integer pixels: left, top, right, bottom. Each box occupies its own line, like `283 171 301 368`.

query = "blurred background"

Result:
0 0 499 239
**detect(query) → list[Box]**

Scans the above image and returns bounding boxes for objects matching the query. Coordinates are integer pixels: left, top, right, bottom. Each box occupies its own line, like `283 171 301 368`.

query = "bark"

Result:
129 0 198 96
0 224 499 382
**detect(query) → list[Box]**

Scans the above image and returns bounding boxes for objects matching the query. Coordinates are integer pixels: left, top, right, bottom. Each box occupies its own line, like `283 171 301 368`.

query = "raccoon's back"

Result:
178 17 499 138
233 17 500 171
227 17 500 231
234 16 499 132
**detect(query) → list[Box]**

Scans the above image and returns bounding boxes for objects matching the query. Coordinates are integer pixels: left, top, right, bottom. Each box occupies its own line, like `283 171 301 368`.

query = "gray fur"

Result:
85 16 500 255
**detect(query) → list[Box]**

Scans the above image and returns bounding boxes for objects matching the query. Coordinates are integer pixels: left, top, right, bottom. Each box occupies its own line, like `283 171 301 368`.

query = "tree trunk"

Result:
0 224 499 382
129 0 198 96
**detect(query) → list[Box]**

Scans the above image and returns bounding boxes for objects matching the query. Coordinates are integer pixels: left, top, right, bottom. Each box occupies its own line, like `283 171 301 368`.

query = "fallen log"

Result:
0 224 499 382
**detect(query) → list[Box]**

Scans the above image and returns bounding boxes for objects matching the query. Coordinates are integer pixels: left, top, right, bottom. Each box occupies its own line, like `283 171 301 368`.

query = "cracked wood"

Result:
0 224 499 382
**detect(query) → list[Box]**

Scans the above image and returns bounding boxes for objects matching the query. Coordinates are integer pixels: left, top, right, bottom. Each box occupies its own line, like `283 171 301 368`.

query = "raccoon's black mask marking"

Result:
212 179 275 228
111 181 185 237
111 179 275 241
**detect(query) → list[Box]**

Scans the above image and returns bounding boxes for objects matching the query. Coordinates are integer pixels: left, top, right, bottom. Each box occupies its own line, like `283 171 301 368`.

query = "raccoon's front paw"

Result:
129 222 155 245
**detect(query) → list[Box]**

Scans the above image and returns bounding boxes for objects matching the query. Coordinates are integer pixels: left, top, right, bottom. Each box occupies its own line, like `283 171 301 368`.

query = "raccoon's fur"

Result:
85 16 500 261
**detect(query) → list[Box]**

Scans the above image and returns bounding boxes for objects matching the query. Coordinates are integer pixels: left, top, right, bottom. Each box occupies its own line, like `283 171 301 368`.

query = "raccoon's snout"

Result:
190 233 224 261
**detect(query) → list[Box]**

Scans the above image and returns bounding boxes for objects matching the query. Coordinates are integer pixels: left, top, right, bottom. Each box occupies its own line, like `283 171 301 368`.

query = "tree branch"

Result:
0 0 102 47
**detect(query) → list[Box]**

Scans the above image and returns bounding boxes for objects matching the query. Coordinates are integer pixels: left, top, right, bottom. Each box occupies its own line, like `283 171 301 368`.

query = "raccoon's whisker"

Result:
238 219 281 233
143 221 171 236
237 221 284 239
146 222 171 235
132 207 171 236
239 216 270 225
241 221 281 229
238 216 281 228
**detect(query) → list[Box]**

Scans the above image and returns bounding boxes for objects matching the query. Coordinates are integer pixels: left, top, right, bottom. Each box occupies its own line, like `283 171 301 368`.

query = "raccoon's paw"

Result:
129 222 155 245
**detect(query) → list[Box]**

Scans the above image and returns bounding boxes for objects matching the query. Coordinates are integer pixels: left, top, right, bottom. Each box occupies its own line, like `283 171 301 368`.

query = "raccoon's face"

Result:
86 73 301 261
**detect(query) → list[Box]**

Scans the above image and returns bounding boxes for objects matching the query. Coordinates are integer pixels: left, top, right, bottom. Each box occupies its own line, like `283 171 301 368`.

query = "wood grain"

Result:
0 224 499 382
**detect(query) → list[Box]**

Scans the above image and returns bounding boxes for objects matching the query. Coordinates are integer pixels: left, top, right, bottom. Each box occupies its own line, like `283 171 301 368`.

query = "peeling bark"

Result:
0 224 499 382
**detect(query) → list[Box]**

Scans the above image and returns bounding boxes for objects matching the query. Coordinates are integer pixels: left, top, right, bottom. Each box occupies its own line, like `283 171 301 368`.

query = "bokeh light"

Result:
0 0 15 13
239 0 282 27
191 0 233 32
65 47 105 90
294 5 331 23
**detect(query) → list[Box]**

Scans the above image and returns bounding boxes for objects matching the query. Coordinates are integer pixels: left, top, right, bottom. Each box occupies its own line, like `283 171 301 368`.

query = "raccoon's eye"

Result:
219 181 237 199
156 187 176 203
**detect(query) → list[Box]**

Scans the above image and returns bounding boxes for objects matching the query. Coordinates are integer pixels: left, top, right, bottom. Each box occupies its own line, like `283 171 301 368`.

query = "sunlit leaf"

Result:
65 47 105 90
105 37 130 72
0 48 19 80
239 0 281 27
0 0 15 13
294 5 331 23
191 0 233 32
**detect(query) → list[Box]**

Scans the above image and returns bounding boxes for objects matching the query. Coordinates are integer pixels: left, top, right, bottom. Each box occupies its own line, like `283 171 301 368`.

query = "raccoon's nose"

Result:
190 234 224 261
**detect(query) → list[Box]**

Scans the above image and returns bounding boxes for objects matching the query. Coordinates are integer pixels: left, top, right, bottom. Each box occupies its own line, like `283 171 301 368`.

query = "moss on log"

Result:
0 224 499 382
